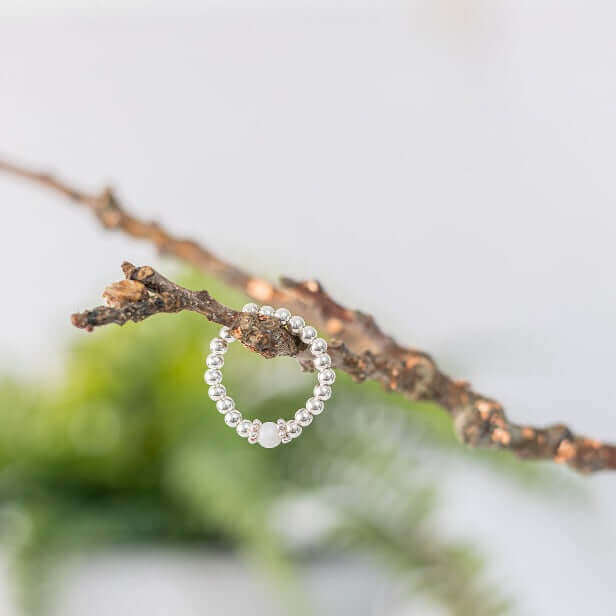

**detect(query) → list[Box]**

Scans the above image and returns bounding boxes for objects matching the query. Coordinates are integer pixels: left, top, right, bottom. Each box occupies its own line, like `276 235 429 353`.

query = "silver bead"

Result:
288 315 305 334
206 353 224 369
295 408 313 427
208 384 226 401
209 338 228 355
313 354 331 371
242 303 259 314
248 420 261 444
300 326 318 344
310 338 328 356
236 419 252 438
294 408 313 427
286 420 302 438
318 368 336 386
204 369 223 385
224 410 242 427
276 418 287 437
276 419 290 444
259 305 275 317
274 307 291 323
219 326 236 343
306 397 324 415
313 384 332 401
216 397 235 414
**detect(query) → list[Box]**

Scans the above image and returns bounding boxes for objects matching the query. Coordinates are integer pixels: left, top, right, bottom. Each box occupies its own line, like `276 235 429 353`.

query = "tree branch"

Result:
72 262 302 359
3 158 615 474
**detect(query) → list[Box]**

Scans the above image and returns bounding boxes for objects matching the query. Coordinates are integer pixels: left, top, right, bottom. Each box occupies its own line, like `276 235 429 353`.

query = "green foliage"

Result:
0 269 566 615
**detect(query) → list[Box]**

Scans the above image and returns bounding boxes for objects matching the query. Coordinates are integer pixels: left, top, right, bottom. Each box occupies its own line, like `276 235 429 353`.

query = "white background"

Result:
1 2 615 614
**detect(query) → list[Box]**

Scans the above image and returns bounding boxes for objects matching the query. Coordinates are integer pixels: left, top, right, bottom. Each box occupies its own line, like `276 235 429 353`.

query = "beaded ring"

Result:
204 303 336 448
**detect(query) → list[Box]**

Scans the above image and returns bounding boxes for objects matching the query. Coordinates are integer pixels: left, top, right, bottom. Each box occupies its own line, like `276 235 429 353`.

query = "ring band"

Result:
204 303 335 448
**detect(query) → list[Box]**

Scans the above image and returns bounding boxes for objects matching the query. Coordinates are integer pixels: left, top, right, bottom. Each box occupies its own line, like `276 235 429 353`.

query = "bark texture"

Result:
2 158 615 474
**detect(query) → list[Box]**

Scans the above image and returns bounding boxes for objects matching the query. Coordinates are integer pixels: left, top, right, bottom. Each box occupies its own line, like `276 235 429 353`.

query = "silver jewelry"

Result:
204 304 335 448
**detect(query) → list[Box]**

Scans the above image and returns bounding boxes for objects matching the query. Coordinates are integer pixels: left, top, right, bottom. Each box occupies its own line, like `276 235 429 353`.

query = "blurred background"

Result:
1 2 615 615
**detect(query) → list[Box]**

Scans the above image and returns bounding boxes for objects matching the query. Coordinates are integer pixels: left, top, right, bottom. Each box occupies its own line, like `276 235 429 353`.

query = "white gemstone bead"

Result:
208 384 226 401
236 419 252 438
257 422 282 448
242 303 259 314
216 397 235 414
274 307 291 323
219 326 236 343
206 353 224 369
310 338 328 356
286 420 302 438
288 315 305 334
209 338 228 355
300 326 318 344
313 384 332 401
295 408 313 427
224 410 242 427
313 354 331 371
306 397 324 415
318 368 336 385
259 305 275 317
204 369 223 385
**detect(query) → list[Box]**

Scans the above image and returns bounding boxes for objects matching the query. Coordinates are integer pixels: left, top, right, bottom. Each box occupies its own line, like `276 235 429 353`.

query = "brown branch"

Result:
2 158 616 474
72 262 302 359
